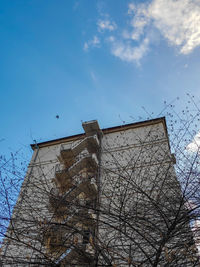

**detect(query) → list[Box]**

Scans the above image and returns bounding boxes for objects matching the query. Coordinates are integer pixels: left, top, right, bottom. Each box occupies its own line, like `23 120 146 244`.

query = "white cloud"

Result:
84 36 100 51
92 36 100 45
186 131 200 153
128 3 135 14
107 35 115 42
97 19 117 32
112 0 200 63
111 38 149 64
127 3 150 41
85 0 200 64
83 42 89 51
128 0 200 54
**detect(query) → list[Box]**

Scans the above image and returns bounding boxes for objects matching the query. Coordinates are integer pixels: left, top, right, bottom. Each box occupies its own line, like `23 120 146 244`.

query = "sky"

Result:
1 0 200 159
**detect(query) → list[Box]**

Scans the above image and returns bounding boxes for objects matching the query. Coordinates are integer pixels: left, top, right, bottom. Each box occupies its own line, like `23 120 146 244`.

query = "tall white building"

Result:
1 118 199 266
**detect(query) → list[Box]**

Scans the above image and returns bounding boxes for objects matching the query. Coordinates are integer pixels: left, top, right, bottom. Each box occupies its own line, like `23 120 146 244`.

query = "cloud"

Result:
73 1 80 10
128 0 200 54
90 71 97 83
83 42 89 51
97 19 117 32
84 36 100 51
127 3 150 41
111 0 200 63
111 38 149 64
85 0 200 64
107 36 115 42
186 131 200 153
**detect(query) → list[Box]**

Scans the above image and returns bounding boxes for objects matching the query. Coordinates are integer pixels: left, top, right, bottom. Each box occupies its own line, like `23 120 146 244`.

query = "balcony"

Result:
55 164 73 192
68 154 98 177
86 243 95 255
58 146 76 168
43 225 73 254
58 135 99 169
72 134 99 155
64 209 96 228
55 154 98 191
49 188 70 219
49 185 97 221
76 179 97 199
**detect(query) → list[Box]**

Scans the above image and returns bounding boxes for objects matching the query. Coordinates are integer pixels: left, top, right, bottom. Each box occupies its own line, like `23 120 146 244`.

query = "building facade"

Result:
1 118 199 266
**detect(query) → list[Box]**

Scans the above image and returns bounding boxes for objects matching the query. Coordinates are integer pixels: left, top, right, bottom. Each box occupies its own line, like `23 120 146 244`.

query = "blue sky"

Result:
1 0 200 158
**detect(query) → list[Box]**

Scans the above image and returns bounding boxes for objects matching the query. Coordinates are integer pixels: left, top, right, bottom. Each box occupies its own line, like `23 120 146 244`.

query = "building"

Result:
1 117 199 266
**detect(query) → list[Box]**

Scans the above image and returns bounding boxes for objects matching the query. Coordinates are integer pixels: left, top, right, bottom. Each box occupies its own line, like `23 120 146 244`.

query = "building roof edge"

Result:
30 117 167 150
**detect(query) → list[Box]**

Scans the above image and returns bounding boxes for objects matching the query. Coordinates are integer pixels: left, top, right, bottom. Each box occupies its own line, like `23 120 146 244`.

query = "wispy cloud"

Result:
126 3 150 41
111 38 149 64
84 36 100 51
97 19 117 32
90 70 97 83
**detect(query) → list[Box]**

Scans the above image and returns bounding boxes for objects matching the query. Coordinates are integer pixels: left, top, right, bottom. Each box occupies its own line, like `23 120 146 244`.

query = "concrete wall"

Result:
98 122 196 266
1 119 198 266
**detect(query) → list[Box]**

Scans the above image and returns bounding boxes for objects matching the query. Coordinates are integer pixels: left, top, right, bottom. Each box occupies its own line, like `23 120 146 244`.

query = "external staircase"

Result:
44 120 102 266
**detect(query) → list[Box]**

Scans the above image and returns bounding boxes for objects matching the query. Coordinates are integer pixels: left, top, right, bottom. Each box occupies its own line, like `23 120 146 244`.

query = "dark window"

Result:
83 230 90 244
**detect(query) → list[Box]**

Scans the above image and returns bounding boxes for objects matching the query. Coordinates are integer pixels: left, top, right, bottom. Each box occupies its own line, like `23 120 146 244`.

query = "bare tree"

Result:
0 99 200 266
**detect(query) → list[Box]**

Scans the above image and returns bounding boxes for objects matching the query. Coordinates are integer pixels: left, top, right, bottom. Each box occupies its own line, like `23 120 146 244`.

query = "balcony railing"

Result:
72 134 99 155
43 225 73 254
76 178 97 199
55 154 98 191
68 154 98 177
63 209 96 228
55 164 73 192
58 147 76 168
58 135 99 168
49 185 97 220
